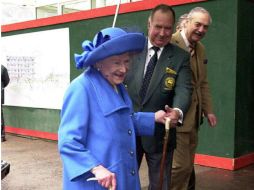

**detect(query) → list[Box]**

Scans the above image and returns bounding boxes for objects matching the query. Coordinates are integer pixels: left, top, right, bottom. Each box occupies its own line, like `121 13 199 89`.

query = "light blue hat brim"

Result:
74 27 146 68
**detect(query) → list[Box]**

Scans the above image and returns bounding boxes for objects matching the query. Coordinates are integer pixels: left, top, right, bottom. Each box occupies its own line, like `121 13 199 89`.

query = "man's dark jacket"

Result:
125 41 192 153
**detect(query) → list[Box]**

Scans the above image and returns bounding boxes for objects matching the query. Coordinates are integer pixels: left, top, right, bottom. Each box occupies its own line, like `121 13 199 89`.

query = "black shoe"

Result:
1 137 6 142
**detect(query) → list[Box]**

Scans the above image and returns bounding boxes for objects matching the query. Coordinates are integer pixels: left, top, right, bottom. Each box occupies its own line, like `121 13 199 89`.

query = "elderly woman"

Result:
58 27 169 190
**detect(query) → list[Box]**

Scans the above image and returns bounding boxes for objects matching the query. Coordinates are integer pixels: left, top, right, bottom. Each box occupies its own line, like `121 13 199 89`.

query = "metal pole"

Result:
112 0 121 27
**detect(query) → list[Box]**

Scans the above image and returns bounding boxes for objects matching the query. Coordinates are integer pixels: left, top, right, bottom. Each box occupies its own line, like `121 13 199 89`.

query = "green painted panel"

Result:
3 106 60 133
196 1 237 157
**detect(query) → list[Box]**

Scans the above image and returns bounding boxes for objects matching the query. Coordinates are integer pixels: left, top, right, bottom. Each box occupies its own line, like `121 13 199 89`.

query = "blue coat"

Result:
58 67 155 190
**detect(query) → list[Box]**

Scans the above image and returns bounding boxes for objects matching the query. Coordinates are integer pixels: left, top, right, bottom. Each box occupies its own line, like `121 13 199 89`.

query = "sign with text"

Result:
1 28 70 109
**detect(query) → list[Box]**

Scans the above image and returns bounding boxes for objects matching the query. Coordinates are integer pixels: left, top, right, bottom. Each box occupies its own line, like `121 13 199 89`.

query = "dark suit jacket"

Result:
1 65 10 104
125 41 192 153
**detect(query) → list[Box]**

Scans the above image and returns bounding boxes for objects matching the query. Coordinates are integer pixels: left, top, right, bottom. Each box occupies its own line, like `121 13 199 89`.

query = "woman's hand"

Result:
91 165 116 190
155 110 167 124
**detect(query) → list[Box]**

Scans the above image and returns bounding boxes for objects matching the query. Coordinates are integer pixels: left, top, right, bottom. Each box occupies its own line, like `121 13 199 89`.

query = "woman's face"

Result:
97 53 131 86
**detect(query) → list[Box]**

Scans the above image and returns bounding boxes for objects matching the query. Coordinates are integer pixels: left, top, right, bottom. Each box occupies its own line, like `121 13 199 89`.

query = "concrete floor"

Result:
1 134 254 190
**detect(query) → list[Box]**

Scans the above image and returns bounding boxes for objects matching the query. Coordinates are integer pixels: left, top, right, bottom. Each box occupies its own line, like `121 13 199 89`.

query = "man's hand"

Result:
164 105 181 127
207 113 217 127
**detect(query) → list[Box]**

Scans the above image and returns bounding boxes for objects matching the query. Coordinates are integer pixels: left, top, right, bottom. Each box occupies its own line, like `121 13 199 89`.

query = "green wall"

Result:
4 107 60 133
2 0 254 158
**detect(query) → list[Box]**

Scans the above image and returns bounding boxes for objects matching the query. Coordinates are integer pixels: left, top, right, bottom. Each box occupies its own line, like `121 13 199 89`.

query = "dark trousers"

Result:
1 106 6 140
136 137 174 190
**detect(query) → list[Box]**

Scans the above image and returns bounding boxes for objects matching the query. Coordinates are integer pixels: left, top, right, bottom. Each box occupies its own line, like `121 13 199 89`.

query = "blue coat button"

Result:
131 170 136 176
129 150 134 157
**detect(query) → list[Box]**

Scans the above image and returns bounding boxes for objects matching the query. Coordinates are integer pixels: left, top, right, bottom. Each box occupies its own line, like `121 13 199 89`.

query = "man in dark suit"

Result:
125 4 192 190
1 65 10 142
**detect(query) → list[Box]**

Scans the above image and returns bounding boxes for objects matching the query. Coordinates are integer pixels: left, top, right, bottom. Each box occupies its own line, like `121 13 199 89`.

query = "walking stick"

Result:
158 117 171 190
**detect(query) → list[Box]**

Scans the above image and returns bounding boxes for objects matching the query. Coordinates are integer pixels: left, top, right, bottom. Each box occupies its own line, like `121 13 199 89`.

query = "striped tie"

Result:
189 44 195 57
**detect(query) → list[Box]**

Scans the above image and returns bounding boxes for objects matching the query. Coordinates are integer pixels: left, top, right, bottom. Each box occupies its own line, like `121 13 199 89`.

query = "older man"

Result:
171 7 217 190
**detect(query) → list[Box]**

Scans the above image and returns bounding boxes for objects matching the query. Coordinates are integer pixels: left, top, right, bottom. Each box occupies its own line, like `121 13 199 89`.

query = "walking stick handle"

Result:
165 117 171 131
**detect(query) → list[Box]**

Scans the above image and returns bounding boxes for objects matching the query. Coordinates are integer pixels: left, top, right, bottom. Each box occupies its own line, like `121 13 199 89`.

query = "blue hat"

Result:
74 27 146 69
